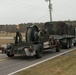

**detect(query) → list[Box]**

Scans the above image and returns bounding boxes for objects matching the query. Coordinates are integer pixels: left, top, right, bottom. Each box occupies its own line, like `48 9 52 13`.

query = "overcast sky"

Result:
0 0 76 24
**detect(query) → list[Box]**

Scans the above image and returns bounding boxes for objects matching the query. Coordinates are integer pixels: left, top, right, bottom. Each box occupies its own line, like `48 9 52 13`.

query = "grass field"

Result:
16 50 76 75
0 32 25 37
0 32 16 37
0 39 14 46
0 32 26 46
0 33 15 47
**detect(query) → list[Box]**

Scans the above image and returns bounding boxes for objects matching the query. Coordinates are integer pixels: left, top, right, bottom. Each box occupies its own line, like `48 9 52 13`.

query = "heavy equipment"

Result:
4 21 76 58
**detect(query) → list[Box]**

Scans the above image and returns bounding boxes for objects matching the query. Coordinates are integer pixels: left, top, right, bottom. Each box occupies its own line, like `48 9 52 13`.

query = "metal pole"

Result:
49 0 52 22
6 25 7 36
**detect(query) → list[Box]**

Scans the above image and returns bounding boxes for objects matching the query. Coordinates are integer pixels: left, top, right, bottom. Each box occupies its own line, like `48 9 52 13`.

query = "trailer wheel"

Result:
74 43 76 46
56 42 60 52
35 44 43 58
66 39 72 49
7 52 14 57
66 42 70 49
69 42 72 48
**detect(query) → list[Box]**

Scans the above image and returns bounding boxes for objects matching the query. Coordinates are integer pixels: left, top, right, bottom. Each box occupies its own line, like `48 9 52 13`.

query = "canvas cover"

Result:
44 22 75 35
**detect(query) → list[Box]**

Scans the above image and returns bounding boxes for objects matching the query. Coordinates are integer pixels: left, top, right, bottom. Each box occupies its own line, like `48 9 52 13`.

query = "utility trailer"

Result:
3 21 76 58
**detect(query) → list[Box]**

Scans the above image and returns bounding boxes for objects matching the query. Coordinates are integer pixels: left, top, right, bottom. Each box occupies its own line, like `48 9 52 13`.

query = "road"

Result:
0 47 76 75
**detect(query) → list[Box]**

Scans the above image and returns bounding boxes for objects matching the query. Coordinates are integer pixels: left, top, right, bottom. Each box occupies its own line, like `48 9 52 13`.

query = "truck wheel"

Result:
74 43 76 46
7 52 14 57
35 44 43 58
69 39 72 48
69 43 72 48
66 42 69 49
56 43 60 52
66 40 71 49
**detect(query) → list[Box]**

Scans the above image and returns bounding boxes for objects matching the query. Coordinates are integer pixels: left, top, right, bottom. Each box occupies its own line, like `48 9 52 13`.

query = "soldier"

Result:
14 25 22 44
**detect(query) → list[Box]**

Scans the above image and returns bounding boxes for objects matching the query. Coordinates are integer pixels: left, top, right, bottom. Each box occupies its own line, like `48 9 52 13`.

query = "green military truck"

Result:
44 22 76 48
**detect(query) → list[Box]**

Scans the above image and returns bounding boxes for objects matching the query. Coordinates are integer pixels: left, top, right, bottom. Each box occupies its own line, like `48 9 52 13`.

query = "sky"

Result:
0 0 76 24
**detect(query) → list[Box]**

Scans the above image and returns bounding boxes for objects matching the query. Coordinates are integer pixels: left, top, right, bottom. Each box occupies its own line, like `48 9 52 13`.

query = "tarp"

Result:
44 22 75 35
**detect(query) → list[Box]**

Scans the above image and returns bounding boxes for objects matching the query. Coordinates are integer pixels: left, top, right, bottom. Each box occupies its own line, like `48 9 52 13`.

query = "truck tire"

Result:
66 39 72 49
69 42 72 48
62 39 70 49
69 39 72 48
66 42 70 49
56 42 60 52
74 42 76 46
35 44 43 58
7 52 14 57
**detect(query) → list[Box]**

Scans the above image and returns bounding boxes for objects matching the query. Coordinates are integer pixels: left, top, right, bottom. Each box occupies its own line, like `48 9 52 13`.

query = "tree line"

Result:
0 23 44 33
0 21 76 33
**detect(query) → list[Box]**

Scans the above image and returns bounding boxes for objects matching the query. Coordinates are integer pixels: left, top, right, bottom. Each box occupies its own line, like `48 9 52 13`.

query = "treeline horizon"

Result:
0 21 76 33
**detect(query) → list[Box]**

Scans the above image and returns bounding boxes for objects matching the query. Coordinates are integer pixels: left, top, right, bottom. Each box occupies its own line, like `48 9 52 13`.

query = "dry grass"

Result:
0 32 26 46
0 32 16 37
17 50 76 75
0 39 14 46
0 32 25 37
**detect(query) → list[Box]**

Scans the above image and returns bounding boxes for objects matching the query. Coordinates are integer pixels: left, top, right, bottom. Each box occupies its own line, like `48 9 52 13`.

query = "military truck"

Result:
44 22 76 48
4 21 76 58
